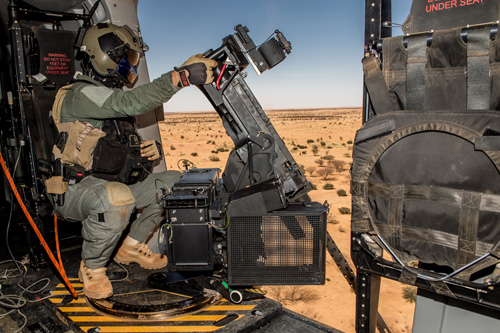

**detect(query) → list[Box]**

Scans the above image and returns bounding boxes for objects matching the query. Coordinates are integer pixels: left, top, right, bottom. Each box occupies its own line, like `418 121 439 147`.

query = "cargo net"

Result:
228 214 325 285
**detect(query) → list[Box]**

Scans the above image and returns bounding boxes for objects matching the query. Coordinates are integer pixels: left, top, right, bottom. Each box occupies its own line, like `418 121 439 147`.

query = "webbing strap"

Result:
362 55 395 114
429 281 455 298
406 34 428 110
399 267 418 285
364 181 500 214
388 185 404 250
456 191 481 278
373 223 494 258
467 27 491 110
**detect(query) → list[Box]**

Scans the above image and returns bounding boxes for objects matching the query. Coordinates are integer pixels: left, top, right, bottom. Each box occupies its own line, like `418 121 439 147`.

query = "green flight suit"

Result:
53 71 181 269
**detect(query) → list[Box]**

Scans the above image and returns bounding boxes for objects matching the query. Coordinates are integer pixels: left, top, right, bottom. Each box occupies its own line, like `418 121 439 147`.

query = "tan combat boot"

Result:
114 236 168 269
78 261 113 299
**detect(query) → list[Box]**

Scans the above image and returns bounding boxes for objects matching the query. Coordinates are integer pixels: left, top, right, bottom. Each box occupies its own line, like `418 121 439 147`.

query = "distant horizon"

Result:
161 106 362 115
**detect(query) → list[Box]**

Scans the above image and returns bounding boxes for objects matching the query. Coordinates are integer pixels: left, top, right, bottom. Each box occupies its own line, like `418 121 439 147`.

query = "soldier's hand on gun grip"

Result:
141 140 161 161
174 54 217 88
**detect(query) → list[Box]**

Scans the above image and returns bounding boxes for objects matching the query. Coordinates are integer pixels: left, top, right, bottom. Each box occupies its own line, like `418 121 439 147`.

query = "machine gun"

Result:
158 25 328 289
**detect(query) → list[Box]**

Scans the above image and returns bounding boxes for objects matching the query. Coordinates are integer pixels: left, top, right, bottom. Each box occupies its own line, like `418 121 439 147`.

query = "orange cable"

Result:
0 152 77 299
54 213 74 298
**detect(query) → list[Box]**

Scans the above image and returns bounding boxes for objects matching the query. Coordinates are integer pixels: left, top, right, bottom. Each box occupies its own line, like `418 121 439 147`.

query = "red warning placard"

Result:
43 53 72 75
33 28 76 84
405 0 497 34
425 0 484 13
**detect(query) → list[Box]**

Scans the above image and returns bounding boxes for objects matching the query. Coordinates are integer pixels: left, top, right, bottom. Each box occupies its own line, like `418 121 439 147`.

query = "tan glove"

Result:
141 140 161 161
175 54 218 87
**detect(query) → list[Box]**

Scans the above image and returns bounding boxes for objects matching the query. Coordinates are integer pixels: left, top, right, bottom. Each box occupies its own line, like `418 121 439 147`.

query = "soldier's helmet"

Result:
81 23 145 85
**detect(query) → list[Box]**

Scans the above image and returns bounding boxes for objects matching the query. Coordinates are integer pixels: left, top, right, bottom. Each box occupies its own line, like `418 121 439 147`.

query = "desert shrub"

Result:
347 140 353 144
191 152 198 157
209 155 220 162
306 166 316 176
342 143 346 147
337 189 347 197
338 207 351 215
311 184 317 190
207 140 212 144
402 286 417 303
301 151 307 155
170 145 176 150
291 147 298 152
307 139 315 144
327 215 340 224
317 167 335 180
315 159 324 167
323 183 335 190
321 155 334 161
320 141 326 147
297 145 307 149
338 226 346 233
211 150 218 154
344 153 351 158
299 164 306 174
267 286 318 304
312 145 319 156
181 135 184 139
330 160 346 173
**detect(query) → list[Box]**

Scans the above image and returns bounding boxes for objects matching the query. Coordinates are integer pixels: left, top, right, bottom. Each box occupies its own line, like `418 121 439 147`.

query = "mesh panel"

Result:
228 213 325 285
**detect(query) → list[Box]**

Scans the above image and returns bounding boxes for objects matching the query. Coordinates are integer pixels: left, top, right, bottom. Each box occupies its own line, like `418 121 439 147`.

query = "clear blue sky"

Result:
137 1 412 112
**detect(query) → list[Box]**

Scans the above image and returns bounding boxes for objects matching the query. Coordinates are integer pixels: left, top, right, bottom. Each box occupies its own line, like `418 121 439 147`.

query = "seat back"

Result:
354 1 500 281
25 27 76 162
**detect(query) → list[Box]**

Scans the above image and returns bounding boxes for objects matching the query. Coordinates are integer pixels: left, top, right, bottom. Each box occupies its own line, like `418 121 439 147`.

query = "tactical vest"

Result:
51 83 153 185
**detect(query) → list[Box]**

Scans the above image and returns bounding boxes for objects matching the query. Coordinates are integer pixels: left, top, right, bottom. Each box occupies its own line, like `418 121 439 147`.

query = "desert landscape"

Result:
158 108 416 333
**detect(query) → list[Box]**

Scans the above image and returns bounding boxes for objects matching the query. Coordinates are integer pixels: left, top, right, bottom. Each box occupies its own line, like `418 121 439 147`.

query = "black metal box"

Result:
164 168 220 271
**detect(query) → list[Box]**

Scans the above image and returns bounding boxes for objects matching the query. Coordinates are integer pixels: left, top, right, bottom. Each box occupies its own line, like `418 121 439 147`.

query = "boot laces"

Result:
86 266 107 278
134 242 152 257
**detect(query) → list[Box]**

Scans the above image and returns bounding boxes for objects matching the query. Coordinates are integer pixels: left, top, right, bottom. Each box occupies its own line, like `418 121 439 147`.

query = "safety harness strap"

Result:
362 55 395 114
406 34 427 110
467 26 491 110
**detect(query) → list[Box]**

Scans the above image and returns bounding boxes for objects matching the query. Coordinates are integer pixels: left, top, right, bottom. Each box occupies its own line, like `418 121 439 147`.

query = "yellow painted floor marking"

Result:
68 315 239 322
58 306 94 312
57 283 83 288
79 326 220 332
51 290 78 295
49 298 87 304
203 305 255 311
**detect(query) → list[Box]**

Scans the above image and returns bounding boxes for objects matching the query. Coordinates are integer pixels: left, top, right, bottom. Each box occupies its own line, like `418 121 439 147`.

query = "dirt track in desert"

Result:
158 108 415 333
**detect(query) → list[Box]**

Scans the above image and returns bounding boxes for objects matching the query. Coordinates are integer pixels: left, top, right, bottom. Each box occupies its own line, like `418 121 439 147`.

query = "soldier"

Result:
46 23 217 299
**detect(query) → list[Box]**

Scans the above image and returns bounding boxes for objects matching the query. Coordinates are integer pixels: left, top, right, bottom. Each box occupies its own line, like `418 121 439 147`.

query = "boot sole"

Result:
113 256 167 270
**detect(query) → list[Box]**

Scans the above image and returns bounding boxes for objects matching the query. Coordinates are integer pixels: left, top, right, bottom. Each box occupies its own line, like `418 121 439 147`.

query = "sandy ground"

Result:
158 108 415 333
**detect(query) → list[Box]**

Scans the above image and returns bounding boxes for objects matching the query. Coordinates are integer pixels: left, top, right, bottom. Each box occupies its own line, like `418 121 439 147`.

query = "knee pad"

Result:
102 182 136 232
103 182 135 207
